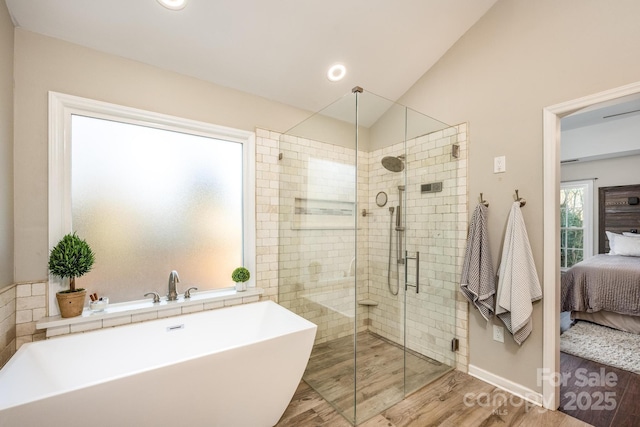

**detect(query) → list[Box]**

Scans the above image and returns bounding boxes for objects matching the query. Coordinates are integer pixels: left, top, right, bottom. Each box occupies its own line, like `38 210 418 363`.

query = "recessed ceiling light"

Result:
157 0 188 10
327 64 346 82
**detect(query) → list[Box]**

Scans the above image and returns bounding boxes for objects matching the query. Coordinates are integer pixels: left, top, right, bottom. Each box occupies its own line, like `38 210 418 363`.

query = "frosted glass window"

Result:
71 115 243 302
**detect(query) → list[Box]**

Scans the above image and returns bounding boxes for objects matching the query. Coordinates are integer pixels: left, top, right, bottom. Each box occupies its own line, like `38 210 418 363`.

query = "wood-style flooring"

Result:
302 332 452 424
277 331 589 426
559 352 640 427
276 370 591 426
559 314 640 426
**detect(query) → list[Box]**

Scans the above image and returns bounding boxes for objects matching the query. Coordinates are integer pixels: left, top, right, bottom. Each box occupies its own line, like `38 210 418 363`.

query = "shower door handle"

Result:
415 251 419 294
404 251 419 294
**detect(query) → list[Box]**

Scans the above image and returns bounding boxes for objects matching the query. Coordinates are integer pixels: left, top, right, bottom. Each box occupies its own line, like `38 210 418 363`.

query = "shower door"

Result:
402 111 464 394
277 91 363 424
277 88 463 425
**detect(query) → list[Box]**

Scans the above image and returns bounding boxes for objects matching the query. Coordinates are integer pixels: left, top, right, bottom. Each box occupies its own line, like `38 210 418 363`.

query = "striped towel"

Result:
496 202 542 345
460 204 495 321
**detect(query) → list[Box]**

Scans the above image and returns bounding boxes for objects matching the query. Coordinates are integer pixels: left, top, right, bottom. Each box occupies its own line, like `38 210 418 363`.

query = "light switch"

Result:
494 156 506 173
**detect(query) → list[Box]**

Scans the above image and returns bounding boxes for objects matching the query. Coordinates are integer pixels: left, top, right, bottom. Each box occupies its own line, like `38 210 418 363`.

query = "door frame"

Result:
542 80 640 409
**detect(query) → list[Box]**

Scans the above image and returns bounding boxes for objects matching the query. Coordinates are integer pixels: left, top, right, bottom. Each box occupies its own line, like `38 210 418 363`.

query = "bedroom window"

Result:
560 180 593 270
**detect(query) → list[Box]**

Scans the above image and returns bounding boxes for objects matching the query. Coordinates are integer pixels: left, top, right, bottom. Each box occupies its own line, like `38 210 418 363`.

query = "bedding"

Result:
571 310 640 334
605 231 640 256
561 254 640 316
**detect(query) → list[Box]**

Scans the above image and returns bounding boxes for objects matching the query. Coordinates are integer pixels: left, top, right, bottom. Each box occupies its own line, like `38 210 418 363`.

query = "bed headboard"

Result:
598 184 640 253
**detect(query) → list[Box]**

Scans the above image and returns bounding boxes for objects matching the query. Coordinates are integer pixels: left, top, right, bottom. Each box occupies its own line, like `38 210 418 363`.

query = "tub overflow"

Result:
166 324 185 332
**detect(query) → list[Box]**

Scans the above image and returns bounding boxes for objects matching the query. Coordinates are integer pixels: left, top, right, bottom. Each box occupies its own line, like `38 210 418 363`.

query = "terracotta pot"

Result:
56 289 87 318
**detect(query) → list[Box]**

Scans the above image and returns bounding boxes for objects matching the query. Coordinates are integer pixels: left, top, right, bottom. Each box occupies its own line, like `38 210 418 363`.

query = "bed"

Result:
561 184 640 334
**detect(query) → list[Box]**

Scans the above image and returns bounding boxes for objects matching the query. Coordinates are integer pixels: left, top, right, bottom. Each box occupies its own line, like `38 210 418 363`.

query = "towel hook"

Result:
515 189 526 207
479 193 489 207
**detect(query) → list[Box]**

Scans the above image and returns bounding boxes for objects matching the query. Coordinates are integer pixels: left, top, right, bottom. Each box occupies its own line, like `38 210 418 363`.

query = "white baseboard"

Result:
468 364 543 406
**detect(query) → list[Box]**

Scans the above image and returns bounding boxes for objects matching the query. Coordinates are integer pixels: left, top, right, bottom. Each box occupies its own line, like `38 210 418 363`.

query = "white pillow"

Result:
606 231 640 256
605 231 619 252
622 232 640 237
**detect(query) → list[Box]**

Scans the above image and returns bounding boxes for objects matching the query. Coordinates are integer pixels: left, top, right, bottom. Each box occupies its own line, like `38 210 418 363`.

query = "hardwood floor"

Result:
276 331 589 426
559 314 640 426
302 332 452 424
559 352 640 427
276 370 591 426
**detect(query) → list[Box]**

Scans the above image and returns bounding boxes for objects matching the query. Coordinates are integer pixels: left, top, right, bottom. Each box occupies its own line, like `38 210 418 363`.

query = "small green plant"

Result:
48 232 95 292
231 267 250 283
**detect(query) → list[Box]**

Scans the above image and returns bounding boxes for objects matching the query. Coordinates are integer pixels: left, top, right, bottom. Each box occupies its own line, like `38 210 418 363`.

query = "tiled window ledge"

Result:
36 287 264 338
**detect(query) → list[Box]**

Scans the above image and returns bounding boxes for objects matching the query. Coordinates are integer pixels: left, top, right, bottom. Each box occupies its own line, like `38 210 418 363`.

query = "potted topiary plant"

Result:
231 267 250 292
48 232 95 318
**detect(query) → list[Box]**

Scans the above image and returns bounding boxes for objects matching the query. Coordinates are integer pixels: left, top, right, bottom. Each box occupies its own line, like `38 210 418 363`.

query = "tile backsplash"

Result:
0 285 16 367
0 281 47 367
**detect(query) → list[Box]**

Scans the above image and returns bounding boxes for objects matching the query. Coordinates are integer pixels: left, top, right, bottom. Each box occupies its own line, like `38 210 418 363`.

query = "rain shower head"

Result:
381 155 405 172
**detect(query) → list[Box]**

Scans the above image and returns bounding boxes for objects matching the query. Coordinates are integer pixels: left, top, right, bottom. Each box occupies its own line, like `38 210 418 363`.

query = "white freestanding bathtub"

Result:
0 300 317 427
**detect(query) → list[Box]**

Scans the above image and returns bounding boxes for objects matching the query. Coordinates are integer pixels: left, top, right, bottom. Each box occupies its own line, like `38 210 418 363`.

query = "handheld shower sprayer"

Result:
396 185 405 264
387 206 398 296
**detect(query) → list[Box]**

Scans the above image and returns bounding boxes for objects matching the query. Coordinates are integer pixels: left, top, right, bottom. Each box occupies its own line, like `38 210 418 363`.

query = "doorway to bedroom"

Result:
543 82 640 427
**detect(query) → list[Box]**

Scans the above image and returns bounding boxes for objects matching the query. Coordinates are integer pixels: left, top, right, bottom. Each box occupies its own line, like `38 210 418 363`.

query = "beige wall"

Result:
399 0 640 392
13 28 313 283
562 155 640 188
0 0 15 367
0 1 14 288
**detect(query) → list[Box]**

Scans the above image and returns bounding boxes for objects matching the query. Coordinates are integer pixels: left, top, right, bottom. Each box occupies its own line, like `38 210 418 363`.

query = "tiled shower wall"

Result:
367 125 468 369
254 131 281 303
275 132 369 344
261 124 469 371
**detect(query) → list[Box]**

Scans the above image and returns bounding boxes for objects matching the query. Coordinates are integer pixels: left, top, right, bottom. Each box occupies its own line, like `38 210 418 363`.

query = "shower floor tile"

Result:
302 332 452 424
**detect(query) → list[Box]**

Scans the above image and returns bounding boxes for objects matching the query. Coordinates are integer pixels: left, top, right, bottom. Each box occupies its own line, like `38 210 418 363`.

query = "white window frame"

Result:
560 179 593 271
48 92 255 315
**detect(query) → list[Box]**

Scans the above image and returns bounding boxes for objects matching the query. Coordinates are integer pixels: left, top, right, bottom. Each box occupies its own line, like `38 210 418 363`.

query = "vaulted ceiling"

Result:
5 0 498 113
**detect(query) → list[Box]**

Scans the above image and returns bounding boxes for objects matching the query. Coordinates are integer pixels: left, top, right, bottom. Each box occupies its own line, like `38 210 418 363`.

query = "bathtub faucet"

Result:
167 270 180 301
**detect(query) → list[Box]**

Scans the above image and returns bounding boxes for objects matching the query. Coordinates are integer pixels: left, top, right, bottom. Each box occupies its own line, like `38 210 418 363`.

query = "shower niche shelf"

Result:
292 198 355 230
357 299 378 307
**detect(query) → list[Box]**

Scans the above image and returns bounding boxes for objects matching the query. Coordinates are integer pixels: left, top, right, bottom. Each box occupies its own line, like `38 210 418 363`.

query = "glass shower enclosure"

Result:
278 87 466 425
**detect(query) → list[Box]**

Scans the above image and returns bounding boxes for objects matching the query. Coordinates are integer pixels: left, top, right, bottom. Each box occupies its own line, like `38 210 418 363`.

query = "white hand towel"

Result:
460 203 495 321
496 201 542 345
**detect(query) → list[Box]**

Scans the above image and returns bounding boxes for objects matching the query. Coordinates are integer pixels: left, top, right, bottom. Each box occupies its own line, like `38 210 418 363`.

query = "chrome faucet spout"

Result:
168 270 180 301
